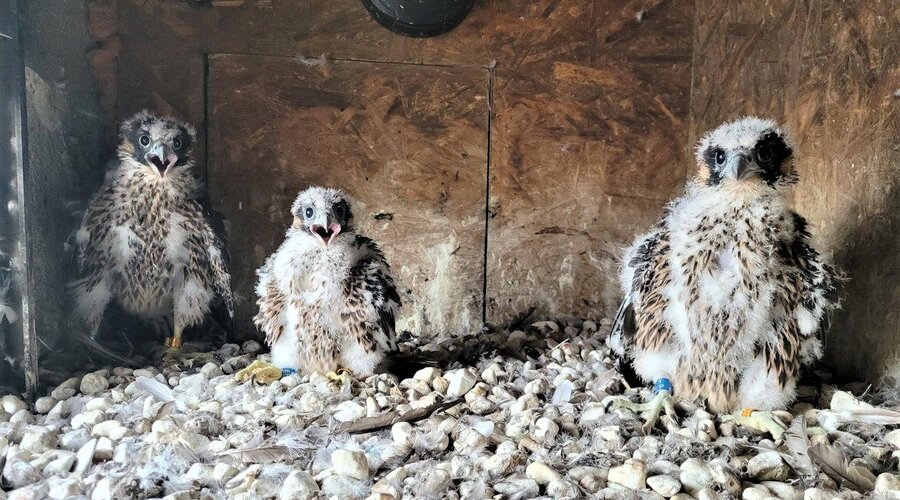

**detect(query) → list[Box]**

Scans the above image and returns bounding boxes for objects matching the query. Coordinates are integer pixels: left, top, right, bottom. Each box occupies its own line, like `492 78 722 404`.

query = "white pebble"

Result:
647 474 682 497
445 368 478 398
526 462 562 485
79 373 109 395
747 452 789 481
608 459 647 490
1 395 27 414
679 458 713 494
533 417 559 444
333 401 366 422
279 470 319 498
331 449 370 480
34 397 56 415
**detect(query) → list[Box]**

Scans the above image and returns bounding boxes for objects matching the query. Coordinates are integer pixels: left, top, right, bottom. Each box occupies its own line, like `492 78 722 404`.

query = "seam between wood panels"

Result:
481 63 494 326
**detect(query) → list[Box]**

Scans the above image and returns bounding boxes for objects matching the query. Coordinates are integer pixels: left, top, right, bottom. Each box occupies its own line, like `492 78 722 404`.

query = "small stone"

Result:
20 427 57 453
391 422 415 447
279 470 319 498
213 463 240 483
42 451 76 475
445 368 478 398
875 472 900 492
533 417 559 444
420 468 452 496
71 410 105 429
333 401 366 422
761 481 802 499
454 428 488 453
526 462 562 485
200 362 223 379
1 395 27 414
748 452 789 481
34 397 56 415
493 478 539 498
679 458 713 494
186 463 215 484
321 475 367 499
608 459 647 490
647 475 682 497
79 373 109 395
741 487 771 500
547 479 579 498
75 439 97 473
95 437 115 460
331 449 370 480
48 477 82 499
413 367 441 383
886 430 900 449
242 340 262 354
91 420 129 441
803 488 839 500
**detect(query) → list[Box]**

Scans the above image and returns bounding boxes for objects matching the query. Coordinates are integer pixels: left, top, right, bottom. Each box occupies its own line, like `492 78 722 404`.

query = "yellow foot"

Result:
235 360 283 384
326 368 353 386
603 390 679 434
724 409 791 439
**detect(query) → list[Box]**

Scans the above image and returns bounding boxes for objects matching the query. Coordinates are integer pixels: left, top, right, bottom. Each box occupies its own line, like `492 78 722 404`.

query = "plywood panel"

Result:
486 0 694 325
691 0 900 382
208 55 488 339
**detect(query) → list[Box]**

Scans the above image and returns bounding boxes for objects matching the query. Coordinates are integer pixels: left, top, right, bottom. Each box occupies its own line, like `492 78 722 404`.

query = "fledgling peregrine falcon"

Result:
71 111 233 358
252 186 400 378
605 117 839 436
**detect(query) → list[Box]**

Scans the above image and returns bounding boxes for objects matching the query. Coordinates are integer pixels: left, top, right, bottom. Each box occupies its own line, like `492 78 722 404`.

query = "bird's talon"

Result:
326 369 353 386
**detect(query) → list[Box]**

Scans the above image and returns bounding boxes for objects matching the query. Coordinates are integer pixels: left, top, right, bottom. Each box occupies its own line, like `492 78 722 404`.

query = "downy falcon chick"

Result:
71 111 233 357
253 187 401 378
605 117 838 436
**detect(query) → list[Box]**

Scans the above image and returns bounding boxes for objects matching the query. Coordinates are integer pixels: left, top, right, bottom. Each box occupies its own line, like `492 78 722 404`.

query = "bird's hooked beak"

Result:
309 216 342 246
725 152 756 181
145 143 178 177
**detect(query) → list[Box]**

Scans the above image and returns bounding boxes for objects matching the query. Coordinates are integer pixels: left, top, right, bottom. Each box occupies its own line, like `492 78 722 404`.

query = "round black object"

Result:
360 0 476 38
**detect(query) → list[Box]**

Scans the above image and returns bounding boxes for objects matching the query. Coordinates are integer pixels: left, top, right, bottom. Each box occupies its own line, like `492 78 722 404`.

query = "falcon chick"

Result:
253 187 400 379
606 117 839 437
71 111 234 359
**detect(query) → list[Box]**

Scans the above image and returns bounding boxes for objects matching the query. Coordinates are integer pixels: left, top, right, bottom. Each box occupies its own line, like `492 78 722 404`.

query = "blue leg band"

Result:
281 367 297 377
653 378 673 394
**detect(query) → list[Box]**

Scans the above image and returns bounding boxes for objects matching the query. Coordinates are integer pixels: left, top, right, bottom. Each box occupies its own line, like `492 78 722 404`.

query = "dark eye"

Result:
757 145 773 162
173 137 183 150
139 135 151 147
714 149 726 165
305 207 314 218
334 204 345 219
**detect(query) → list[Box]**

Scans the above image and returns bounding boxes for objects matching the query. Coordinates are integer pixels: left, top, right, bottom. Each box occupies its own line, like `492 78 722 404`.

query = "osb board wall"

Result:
691 1 900 382
207 55 488 335
89 0 694 338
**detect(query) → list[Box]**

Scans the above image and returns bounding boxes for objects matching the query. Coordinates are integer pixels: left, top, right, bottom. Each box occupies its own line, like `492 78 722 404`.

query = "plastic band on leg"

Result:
281 367 297 377
653 378 673 394
741 408 757 417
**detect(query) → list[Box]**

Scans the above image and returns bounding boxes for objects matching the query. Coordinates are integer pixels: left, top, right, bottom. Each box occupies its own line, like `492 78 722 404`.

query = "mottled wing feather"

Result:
342 236 401 354
254 257 286 347
766 213 840 384
609 223 674 362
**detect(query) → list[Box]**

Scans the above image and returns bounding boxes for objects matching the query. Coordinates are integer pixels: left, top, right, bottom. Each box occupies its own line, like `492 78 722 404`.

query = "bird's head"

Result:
117 110 196 179
695 117 795 190
290 186 353 247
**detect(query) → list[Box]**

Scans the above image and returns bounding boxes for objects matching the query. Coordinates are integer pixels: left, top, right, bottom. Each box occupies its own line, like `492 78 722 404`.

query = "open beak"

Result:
725 153 755 180
145 144 178 177
310 222 342 246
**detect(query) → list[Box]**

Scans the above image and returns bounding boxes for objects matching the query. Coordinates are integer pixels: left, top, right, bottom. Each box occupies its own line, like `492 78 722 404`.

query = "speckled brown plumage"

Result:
71 111 233 350
254 187 400 376
609 118 839 413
